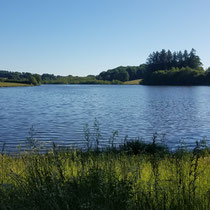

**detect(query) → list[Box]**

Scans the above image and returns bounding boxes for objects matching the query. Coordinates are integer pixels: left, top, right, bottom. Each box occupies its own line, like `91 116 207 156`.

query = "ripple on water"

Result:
0 85 210 152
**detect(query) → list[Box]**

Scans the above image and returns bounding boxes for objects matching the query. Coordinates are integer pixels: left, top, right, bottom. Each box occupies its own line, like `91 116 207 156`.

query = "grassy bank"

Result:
123 79 142 85
0 82 32 87
0 139 209 210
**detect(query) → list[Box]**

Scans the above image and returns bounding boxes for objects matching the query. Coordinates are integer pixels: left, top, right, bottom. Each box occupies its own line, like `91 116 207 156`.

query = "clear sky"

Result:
0 0 210 76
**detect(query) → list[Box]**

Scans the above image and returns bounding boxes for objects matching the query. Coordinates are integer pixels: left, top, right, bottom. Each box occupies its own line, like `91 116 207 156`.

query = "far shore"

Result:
0 82 32 87
0 80 142 87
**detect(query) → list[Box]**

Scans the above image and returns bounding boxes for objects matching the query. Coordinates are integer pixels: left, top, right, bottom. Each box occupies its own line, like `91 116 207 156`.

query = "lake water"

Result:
0 85 210 152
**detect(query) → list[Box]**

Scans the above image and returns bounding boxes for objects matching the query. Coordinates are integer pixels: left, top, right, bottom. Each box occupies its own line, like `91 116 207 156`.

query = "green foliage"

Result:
137 64 147 78
120 138 169 156
97 65 147 82
0 70 42 86
0 122 210 209
96 48 205 85
97 67 130 82
41 73 56 81
142 67 206 85
28 75 38 85
0 70 33 82
0 138 209 210
206 69 210 83
33 74 42 84
0 70 121 85
42 76 122 85
146 49 202 72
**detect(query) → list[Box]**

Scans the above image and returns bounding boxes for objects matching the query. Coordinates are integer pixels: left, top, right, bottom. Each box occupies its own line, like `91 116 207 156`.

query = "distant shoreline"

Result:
0 80 142 87
0 82 32 87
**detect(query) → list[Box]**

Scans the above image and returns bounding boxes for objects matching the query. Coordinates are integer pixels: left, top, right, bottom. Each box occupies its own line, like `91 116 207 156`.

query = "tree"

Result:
177 51 183 68
206 67 210 72
29 76 38 85
142 67 205 85
146 51 160 72
33 74 42 84
167 50 173 69
171 52 178 68
136 64 148 78
159 49 168 70
115 69 129 82
126 67 137 80
146 49 202 72
188 48 202 69
183 50 189 67
41 73 56 81
97 66 132 82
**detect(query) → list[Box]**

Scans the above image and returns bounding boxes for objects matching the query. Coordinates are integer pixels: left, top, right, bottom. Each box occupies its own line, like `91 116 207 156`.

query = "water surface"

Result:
0 85 210 151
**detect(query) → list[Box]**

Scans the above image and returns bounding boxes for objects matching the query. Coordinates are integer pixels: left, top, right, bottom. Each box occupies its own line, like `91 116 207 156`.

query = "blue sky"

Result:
0 0 210 76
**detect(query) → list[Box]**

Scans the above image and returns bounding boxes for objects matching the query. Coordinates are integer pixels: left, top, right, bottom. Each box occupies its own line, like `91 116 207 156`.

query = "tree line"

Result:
96 65 147 82
141 67 210 85
146 49 202 72
142 49 210 85
0 71 120 85
1 49 210 85
97 49 210 85
0 70 42 85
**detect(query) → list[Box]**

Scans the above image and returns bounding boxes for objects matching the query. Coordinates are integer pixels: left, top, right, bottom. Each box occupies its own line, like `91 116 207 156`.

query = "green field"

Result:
0 82 31 87
123 79 142 85
0 139 209 210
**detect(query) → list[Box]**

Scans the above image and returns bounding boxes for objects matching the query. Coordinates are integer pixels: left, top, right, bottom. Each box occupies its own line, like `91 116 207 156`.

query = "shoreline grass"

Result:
0 82 32 87
0 138 209 210
123 79 142 85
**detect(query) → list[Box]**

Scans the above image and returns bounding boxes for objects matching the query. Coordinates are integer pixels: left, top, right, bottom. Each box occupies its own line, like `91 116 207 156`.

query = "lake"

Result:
0 85 210 152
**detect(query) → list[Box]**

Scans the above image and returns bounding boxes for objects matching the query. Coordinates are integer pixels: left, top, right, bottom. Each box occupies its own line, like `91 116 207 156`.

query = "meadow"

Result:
0 135 209 210
123 79 142 85
0 82 31 87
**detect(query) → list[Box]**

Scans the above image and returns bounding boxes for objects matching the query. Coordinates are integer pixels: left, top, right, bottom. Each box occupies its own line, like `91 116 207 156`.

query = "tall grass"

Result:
0 127 210 209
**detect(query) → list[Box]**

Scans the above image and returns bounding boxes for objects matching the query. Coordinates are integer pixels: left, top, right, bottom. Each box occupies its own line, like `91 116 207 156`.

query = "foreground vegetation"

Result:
0 134 209 210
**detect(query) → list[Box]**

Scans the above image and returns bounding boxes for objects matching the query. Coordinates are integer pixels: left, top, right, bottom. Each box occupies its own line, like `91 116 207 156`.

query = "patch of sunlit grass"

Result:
0 82 31 87
123 79 142 85
0 143 209 209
